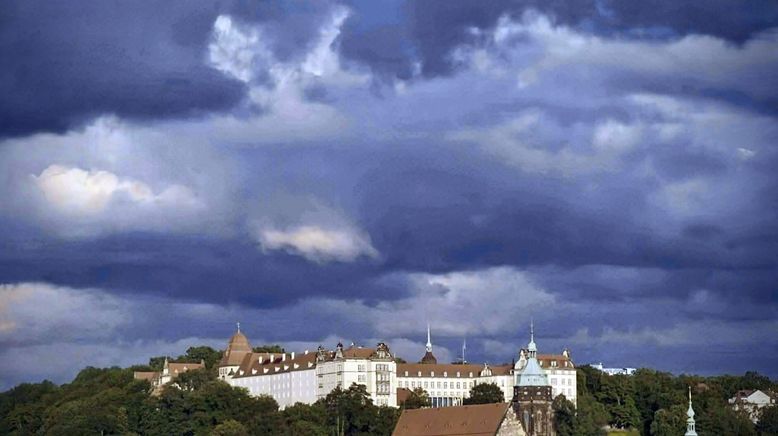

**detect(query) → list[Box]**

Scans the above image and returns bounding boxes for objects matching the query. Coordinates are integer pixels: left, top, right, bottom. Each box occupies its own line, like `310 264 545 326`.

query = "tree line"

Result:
1 346 776 435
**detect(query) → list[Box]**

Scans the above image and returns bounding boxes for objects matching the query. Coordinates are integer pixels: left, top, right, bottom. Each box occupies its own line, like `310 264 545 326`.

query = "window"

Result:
431 371 435 377
456 382 460 389
437 382 441 388
424 381 428 388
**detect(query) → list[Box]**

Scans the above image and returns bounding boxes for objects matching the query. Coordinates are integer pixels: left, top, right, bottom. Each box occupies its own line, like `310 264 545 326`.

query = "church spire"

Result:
236 321 240 333
685 386 698 436
527 318 537 357
426 323 432 353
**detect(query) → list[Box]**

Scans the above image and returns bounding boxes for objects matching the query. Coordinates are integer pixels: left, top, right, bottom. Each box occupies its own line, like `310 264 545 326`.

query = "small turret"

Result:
685 387 698 436
420 323 437 364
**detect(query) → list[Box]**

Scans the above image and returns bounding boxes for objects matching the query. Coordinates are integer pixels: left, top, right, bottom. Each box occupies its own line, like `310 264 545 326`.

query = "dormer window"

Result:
443 371 448 377
431 371 435 377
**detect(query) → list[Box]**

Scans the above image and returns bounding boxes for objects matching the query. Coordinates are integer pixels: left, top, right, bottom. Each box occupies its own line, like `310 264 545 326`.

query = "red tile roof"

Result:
392 402 512 436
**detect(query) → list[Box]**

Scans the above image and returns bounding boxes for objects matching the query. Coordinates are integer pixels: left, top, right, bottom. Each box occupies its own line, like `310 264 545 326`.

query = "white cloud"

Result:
208 15 270 83
204 7 366 146
485 12 778 98
256 224 379 263
27 164 205 237
33 164 200 216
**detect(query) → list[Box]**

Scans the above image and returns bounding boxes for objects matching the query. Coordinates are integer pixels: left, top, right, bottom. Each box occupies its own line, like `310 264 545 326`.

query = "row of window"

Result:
403 370 473 378
550 377 573 386
399 380 474 390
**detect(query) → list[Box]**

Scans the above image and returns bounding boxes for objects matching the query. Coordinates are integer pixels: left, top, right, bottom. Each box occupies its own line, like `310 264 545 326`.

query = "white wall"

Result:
230 368 317 409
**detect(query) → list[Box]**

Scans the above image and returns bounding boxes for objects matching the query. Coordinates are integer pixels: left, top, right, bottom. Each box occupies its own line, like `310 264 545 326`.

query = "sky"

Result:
1 0 777 390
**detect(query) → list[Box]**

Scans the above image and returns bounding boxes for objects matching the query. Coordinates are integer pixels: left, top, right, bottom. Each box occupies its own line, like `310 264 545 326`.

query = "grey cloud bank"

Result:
0 0 777 389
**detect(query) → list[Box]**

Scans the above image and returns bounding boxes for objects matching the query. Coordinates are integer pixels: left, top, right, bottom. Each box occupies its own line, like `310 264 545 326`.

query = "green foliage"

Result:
552 395 576 436
282 402 328 435
148 356 169 371
400 387 430 409
463 382 504 405
211 419 249 436
757 405 778 435
595 374 640 429
176 367 217 391
697 400 757 436
649 405 686 436
632 369 685 435
576 394 610 436
1 350 773 436
318 383 397 435
252 344 285 353
181 346 223 369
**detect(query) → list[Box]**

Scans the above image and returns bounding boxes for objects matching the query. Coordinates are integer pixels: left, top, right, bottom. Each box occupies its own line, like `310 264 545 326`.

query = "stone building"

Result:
512 323 555 436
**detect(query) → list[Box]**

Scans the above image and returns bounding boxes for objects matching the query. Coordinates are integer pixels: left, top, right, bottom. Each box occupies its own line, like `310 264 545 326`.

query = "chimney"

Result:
291 352 296 360
282 354 286 362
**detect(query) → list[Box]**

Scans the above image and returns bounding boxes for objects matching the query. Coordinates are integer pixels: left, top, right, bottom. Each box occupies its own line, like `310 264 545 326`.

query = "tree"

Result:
650 405 686 436
400 388 430 409
282 402 328 436
176 368 217 391
574 394 609 436
757 405 778 435
596 374 640 429
180 346 223 369
253 345 285 353
697 400 756 436
464 383 504 405
317 383 398 435
552 395 576 436
633 369 685 435
212 419 249 436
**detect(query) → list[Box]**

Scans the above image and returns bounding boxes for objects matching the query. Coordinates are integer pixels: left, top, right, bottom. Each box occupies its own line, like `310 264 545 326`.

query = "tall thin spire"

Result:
462 337 467 364
527 318 537 356
236 321 240 333
426 323 432 353
685 386 697 436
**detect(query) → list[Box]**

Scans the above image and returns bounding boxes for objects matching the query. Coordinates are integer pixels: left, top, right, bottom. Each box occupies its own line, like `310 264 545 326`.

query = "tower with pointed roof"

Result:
685 387 698 436
513 320 555 436
420 323 438 364
218 322 253 380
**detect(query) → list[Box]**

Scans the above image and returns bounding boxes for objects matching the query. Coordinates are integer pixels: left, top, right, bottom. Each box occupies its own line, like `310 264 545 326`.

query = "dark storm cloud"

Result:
0 0 344 138
339 0 778 79
1 1 777 389
0 0 245 137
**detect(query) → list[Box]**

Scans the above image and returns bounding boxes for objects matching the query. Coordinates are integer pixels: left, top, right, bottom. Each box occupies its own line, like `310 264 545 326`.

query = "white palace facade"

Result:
218 324 576 409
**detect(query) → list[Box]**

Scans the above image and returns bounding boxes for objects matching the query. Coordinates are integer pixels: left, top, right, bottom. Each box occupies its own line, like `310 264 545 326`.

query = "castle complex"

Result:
217 322 575 417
